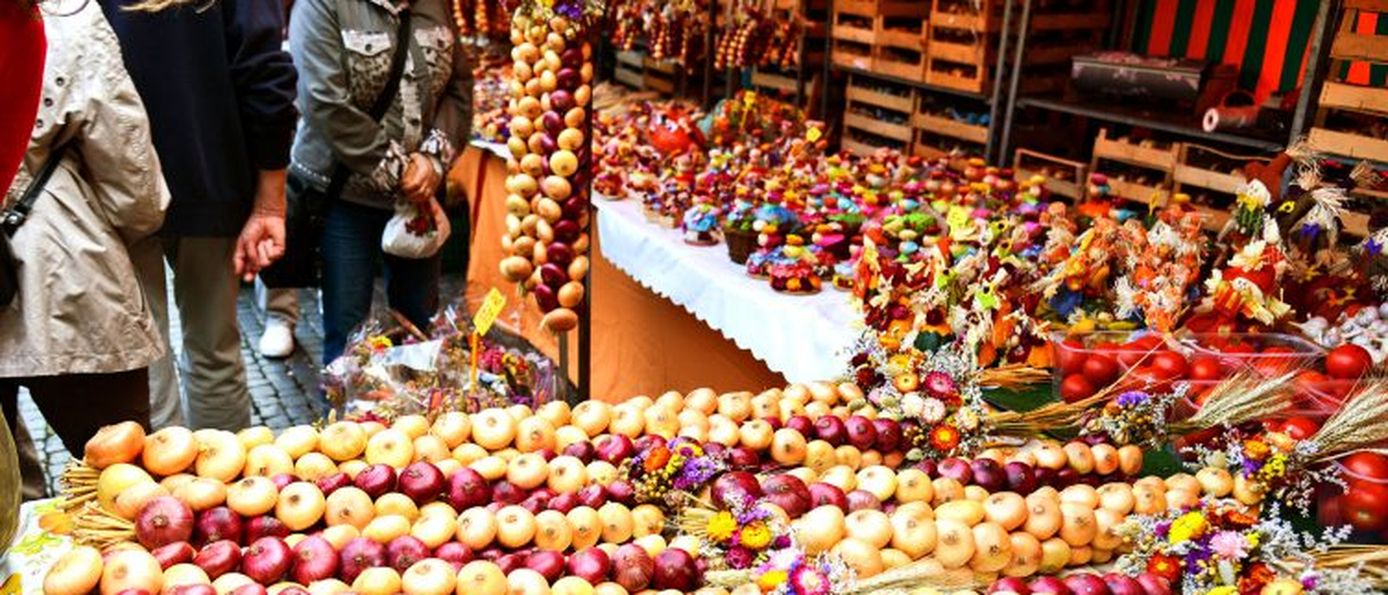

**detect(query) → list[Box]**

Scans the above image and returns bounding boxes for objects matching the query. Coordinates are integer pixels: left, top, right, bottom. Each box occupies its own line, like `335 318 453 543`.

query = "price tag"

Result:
806 127 822 143
473 288 507 336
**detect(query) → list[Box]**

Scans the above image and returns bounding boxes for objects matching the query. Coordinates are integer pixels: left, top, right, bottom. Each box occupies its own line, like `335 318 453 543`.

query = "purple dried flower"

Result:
1116 391 1150 407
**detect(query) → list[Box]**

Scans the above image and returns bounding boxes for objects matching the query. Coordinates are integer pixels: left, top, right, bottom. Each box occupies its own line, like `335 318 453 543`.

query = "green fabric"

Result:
1206 0 1238 63
1281 0 1320 91
1238 0 1276 90
1169 0 1201 57
1133 0 1156 54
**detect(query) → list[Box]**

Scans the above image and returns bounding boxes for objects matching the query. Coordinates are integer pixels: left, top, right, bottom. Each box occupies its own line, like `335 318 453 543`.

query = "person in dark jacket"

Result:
101 0 298 431
289 0 471 365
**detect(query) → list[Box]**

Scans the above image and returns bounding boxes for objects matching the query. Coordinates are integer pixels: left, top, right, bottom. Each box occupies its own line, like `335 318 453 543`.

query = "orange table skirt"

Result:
453 145 786 401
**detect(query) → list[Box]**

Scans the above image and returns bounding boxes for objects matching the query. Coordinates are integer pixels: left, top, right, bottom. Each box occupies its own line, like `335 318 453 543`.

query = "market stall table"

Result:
452 143 791 400
593 196 861 384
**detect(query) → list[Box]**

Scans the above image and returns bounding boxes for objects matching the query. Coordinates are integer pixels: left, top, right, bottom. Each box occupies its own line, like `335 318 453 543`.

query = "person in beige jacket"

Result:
0 0 170 495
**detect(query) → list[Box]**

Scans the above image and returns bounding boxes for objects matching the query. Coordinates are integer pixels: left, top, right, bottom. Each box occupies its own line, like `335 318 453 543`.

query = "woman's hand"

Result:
400 152 440 203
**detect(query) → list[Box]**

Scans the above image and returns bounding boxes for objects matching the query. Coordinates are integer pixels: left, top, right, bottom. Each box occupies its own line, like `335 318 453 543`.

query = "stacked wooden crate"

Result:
831 0 930 81
615 50 647 90
925 0 1108 94
842 74 918 155
1308 0 1388 165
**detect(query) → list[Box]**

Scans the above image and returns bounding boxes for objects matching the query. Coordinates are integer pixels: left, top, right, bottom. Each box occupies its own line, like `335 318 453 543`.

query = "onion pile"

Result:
499 11 593 333
56 381 1290 594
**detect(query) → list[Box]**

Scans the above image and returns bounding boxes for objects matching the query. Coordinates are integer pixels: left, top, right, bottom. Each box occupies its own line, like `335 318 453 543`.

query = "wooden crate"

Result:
875 45 928 81
1172 143 1265 196
914 111 987 145
1013 148 1087 200
930 0 1005 34
1092 129 1179 171
878 15 927 51
846 78 916 113
831 39 874 70
751 69 798 94
1308 128 1388 163
845 112 914 143
1108 178 1169 206
1310 2 1388 163
832 8 875 43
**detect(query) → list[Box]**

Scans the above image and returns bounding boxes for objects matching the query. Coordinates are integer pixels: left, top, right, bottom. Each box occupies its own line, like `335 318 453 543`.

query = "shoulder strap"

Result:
326 8 413 198
4 144 68 237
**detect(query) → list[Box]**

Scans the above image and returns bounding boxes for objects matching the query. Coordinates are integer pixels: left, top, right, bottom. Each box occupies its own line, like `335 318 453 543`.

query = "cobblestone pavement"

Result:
20 286 330 496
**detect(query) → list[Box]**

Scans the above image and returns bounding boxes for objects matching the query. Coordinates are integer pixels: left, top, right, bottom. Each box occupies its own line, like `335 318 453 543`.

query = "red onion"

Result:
711 471 762 509
398 462 445 504
937 458 973 484
813 416 846 446
970 459 1006 492
492 480 527 505
434 542 474 570
844 415 878 451
761 474 811 518
1101 573 1145 595
241 536 292 585
291 535 339 585
314 472 350 496
230 586 269 595
633 434 664 453
353 464 396 499
1029 576 1071 595
915 459 938 477
872 419 902 452
338 537 384 584
1135 575 1172 595
1004 462 1037 494
846 490 881 511
604 480 636 505
577 484 606 508
446 468 491 510
386 535 430 572
521 493 549 515
275 588 309 595
612 543 654 592
566 547 611 584
152 541 195 570
495 552 528 575
269 473 296 491
525 550 566 583
808 482 848 511
135 496 194 550
194 506 242 546
548 492 580 513
785 415 814 437
113 590 153 595
1062 574 1111 595
561 441 595 462
727 446 759 469
653 548 700 591
594 434 634 464
243 515 289 542
193 539 241 579
171 586 217 595
989 577 1031 594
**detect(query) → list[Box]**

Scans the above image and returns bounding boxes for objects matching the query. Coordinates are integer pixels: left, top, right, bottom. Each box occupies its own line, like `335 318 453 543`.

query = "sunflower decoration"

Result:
679 497 792 571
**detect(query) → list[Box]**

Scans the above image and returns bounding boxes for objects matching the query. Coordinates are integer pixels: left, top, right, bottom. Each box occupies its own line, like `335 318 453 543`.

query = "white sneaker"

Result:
259 319 295 358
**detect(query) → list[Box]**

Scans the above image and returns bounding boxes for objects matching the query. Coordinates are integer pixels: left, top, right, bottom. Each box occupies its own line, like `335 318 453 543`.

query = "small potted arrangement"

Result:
723 199 758 264
682 199 722 246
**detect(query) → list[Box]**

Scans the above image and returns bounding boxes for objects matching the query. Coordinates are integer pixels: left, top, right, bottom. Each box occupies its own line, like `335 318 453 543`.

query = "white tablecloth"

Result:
595 197 861 383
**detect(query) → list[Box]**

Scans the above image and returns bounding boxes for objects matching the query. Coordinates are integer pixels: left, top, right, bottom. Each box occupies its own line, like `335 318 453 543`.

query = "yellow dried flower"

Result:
706 511 736 543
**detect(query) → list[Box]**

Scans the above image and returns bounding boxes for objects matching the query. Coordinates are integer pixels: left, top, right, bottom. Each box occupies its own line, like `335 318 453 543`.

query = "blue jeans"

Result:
321 199 440 365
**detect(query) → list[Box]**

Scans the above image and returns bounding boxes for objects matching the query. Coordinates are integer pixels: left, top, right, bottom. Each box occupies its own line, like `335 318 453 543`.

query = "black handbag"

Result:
0 144 68 307
261 10 414 289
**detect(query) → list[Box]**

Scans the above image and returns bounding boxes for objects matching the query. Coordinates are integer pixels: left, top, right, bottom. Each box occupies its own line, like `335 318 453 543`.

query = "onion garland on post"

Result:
499 0 601 333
